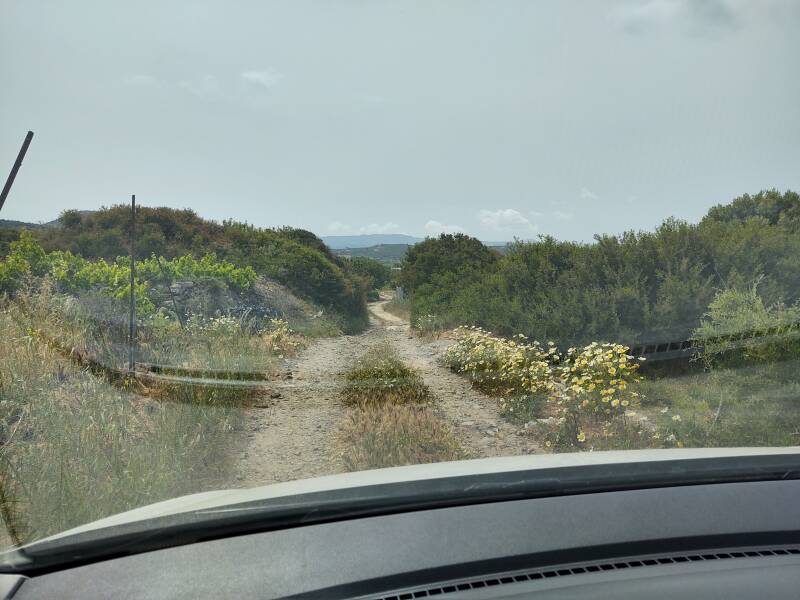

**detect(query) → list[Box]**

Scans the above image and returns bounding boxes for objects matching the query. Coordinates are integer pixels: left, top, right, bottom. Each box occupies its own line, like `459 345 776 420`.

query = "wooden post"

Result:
128 195 136 373
0 131 34 212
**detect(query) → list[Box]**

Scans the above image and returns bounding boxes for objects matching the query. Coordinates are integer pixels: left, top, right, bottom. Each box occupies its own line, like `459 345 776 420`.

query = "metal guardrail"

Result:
629 339 698 363
135 362 272 383
629 321 800 363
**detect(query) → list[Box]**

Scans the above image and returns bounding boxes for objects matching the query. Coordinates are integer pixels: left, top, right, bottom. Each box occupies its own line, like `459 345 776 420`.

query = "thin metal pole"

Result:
0 131 34 212
128 195 137 373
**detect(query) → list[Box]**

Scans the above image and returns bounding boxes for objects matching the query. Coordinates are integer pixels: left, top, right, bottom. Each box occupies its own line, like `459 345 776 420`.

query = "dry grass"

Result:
338 404 466 471
337 345 465 471
0 295 249 549
340 343 432 407
383 298 410 321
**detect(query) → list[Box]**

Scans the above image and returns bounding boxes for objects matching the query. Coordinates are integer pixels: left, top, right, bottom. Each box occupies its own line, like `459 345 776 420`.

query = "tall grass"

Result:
636 361 800 448
0 290 276 549
338 405 465 471
340 343 432 407
337 345 464 470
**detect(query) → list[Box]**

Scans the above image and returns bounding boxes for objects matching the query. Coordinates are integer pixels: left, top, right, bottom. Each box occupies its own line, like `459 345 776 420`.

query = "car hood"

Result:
38 447 800 542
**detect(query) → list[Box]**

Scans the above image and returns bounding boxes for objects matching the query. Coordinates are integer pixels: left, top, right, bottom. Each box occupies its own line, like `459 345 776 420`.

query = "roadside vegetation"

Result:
3 206 370 333
405 189 800 452
0 294 245 547
383 297 411 321
340 343 432 407
401 189 800 347
347 257 393 294
337 345 464 470
0 214 331 548
444 327 652 450
442 311 800 452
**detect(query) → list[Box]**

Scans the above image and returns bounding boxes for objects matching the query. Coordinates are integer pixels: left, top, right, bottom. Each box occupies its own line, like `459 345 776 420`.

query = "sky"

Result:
1 0 799 242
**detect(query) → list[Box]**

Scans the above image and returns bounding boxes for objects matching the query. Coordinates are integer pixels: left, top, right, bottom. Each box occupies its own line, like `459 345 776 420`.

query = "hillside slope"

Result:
3 206 370 332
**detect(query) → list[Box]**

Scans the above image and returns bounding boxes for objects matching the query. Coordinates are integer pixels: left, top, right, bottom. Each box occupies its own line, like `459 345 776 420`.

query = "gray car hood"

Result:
38 447 800 543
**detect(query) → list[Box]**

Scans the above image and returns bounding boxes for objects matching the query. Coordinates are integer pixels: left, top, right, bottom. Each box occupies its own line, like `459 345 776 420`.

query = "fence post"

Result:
0 131 34 212
128 195 136 373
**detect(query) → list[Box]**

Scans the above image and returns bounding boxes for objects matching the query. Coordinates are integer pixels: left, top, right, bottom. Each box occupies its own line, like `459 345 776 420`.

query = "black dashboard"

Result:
5 477 800 599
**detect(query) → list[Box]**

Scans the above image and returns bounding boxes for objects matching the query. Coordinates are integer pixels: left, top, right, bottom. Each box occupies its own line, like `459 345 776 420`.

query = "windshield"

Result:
1 0 799 558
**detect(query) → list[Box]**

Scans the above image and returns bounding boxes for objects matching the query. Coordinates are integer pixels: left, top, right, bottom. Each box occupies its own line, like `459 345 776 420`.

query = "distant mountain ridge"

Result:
322 233 513 249
321 234 424 249
3 216 512 249
0 219 44 230
0 210 95 230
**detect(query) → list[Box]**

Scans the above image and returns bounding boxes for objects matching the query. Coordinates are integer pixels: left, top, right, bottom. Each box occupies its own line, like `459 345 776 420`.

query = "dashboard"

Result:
5 478 800 599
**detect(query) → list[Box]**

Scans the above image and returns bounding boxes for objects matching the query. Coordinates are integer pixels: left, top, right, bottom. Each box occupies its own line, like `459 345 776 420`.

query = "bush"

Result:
692 284 800 369
400 190 800 348
413 313 444 337
444 327 647 449
400 233 499 295
349 256 393 291
0 234 257 317
28 206 370 333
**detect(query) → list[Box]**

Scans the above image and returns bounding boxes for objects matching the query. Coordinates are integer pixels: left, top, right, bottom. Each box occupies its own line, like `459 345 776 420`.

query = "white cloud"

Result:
529 210 544 218
122 74 156 86
359 222 400 234
178 74 221 97
327 220 351 233
580 187 599 201
612 0 738 35
613 0 681 33
553 210 574 221
327 221 402 235
478 208 538 233
424 220 464 235
241 68 283 89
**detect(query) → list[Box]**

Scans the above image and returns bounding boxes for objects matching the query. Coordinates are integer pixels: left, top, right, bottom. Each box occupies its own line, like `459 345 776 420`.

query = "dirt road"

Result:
236 300 536 486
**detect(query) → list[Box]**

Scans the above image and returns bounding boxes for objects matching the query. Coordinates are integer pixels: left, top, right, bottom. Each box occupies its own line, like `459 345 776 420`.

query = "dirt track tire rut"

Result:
236 300 536 487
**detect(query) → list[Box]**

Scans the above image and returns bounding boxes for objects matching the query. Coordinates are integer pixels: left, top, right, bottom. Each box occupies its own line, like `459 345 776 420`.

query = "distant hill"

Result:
1 206 371 332
334 244 411 264
0 219 43 229
0 210 95 230
321 234 424 249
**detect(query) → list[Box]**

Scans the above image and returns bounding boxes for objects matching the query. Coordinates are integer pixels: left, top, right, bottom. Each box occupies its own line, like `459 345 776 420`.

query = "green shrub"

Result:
413 313 444 337
692 284 800 369
28 206 369 333
349 256 392 290
0 234 258 317
399 190 800 348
